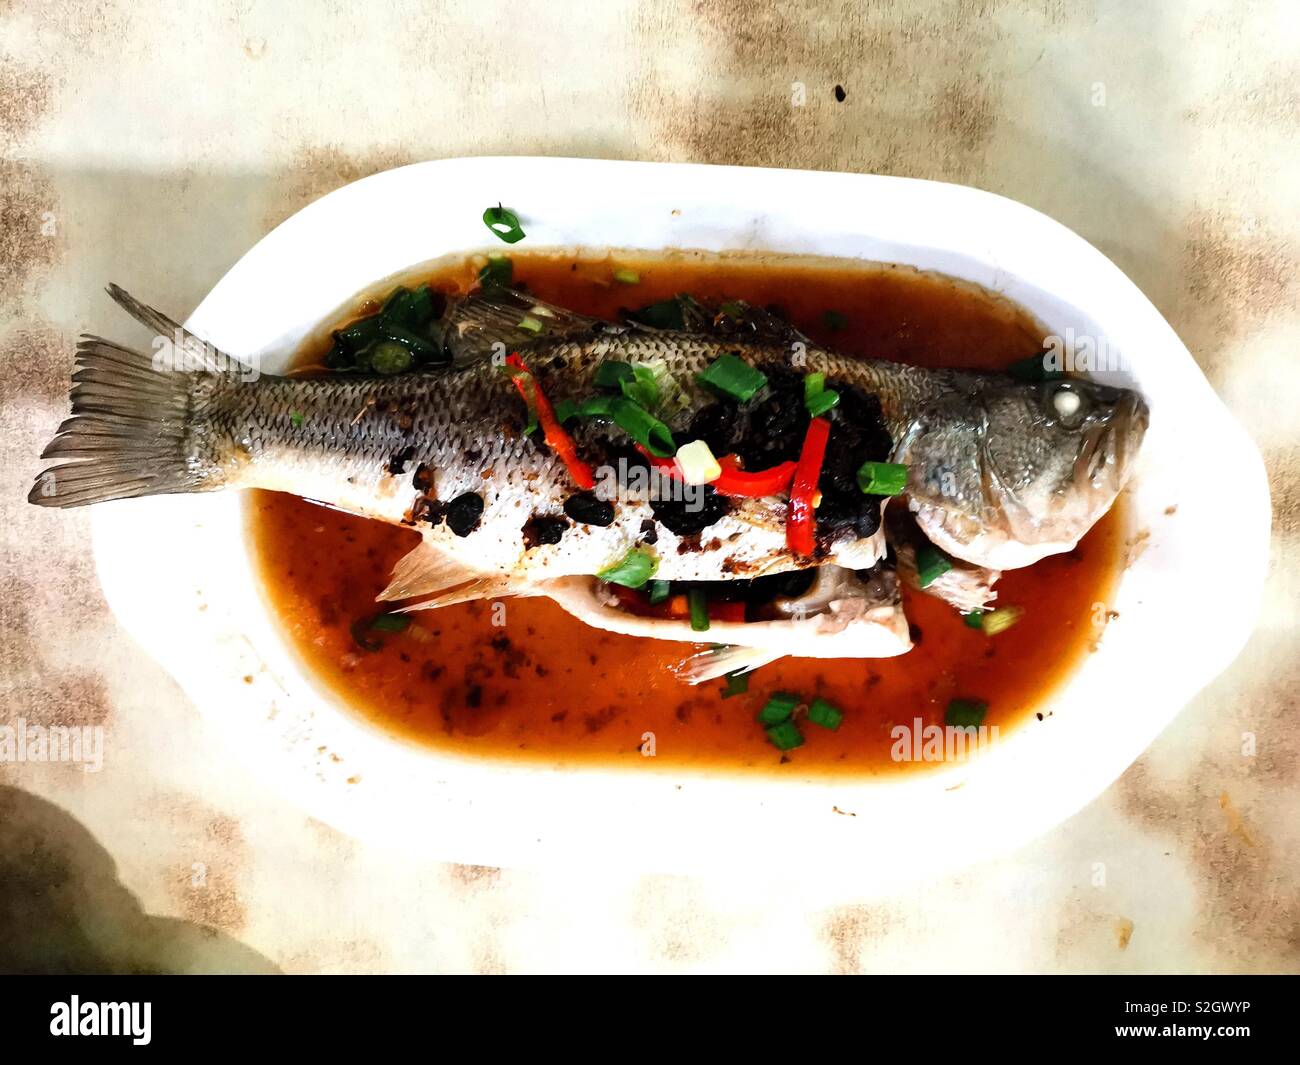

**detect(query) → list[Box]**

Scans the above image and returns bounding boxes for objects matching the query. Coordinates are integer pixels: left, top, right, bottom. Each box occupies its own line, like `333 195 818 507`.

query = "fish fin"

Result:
437 286 613 360
377 541 483 601
674 645 787 685
104 283 242 373
399 576 536 611
29 334 213 508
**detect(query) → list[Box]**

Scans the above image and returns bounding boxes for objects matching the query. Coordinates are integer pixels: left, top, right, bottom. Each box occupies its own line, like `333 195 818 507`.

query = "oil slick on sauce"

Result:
247 251 1125 776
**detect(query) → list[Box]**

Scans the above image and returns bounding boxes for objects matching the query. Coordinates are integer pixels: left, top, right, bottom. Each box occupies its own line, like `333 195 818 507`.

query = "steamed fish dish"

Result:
31 281 1146 679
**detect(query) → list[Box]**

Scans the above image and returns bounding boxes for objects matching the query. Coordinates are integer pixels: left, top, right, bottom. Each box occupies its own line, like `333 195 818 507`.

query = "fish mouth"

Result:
1075 389 1148 498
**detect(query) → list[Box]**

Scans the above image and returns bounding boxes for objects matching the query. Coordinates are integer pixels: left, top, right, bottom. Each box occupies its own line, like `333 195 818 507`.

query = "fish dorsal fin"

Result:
621 295 813 348
436 286 619 361
105 283 242 374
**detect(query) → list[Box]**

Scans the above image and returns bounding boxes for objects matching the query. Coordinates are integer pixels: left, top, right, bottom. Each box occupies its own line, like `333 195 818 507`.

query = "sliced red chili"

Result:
506 353 595 490
714 455 797 498
634 446 796 498
786 416 831 557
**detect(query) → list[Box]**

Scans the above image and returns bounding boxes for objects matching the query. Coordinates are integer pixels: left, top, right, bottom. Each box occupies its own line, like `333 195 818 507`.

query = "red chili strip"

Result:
634 446 796 498
506 353 595 490
786 416 831 556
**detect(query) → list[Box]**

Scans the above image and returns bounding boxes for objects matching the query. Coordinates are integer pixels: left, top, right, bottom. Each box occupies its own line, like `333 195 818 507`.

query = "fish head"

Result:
901 376 1148 569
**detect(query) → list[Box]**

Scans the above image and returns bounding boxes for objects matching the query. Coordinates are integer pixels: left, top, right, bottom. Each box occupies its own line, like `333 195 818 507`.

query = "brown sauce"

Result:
247 251 1125 776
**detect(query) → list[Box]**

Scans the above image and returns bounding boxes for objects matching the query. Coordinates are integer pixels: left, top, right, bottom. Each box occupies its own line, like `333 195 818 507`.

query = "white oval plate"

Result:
89 158 1269 890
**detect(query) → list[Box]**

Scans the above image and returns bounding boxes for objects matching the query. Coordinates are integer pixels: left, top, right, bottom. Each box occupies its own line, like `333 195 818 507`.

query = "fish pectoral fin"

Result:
378 541 483 601
437 286 611 361
379 540 538 609
674 645 787 685
399 576 537 612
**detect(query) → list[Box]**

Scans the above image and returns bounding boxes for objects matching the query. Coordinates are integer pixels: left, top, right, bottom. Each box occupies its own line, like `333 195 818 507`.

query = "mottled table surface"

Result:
1 1 1296 973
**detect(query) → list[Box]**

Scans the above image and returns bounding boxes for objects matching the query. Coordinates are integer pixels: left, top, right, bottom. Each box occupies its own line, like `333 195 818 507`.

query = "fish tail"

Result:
30 335 204 507
29 286 245 508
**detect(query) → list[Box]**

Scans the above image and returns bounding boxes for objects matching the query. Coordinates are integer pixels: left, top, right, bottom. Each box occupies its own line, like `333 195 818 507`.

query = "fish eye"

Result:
1048 383 1086 422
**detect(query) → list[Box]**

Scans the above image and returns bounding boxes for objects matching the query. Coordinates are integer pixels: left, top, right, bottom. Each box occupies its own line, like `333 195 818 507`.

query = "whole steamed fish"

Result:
30 284 1146 675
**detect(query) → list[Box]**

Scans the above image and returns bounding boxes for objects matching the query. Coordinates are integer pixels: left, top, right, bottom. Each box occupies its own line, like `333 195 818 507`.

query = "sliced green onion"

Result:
630 297 685 330
807 697 843 730
370 340 414 375
962 610 985 629
377 322 442 361
337 316 384 352
722 671 750 698
479 255 513 288
647 579 671 605
483 204 525 244
612 267 641 284
805 389 840 417
915 543 953 588
688 588 710 632
980 605 1025 636
756 692 798 725
576 394 616 418
596 548 658 589
823 310 848 331
621 364 660 411
609 396 675 456
1008 352 1064 382
945 698 989 728
856 460 908 496
370 612 410 633
594 361 635 389
804 372 841 417
517 315 544 334
289 411 305 428
697 353 768 402
765 720 805 751
401 285 437 330
551 399 579 424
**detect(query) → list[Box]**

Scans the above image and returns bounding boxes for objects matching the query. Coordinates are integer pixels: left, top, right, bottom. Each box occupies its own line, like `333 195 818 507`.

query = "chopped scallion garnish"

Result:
688 588 710 632
612 267 641 284
289 411 305 428
722 671 750 698
945 698 989 727
482 204 525 244
479 255 513 288
915 543 953 588
517 315 543 334
802 371 841 416
609 396 675 457
807 697 843 730
596 548 658 589
370 340 414 375
963 610 985 629
980 605 1025 636
647 579 671 605
856 460 908 496
594 360 635 388
756 692 798 726
765 720 805 751
697 353 768 402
